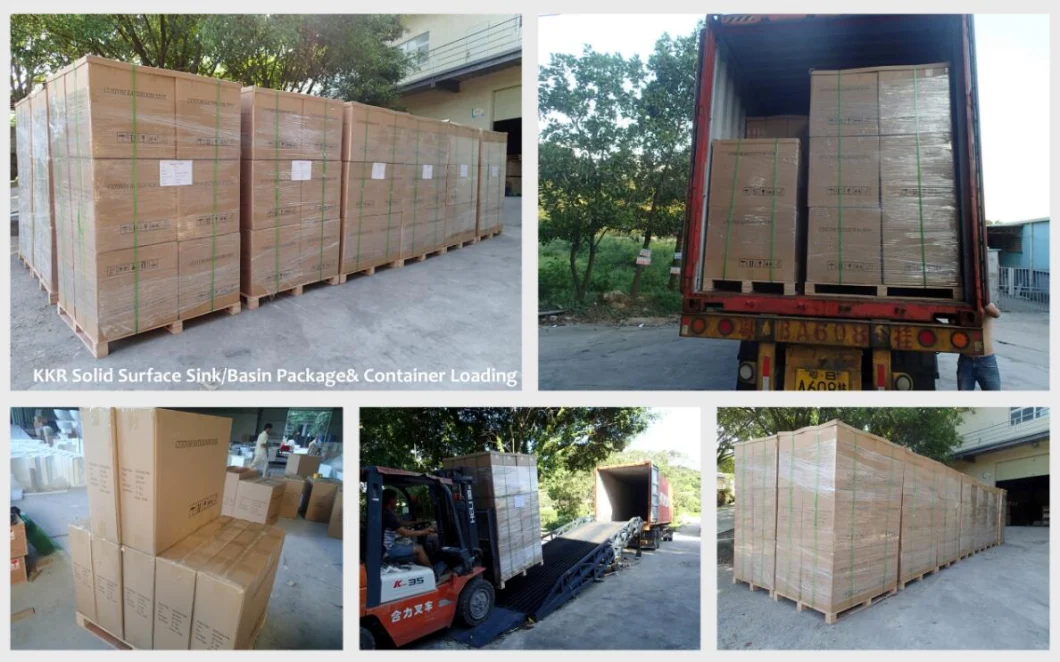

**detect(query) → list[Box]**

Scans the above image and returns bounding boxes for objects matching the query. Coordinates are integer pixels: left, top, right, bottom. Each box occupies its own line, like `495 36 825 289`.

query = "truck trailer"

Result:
595 461 673 549
680 14 989 390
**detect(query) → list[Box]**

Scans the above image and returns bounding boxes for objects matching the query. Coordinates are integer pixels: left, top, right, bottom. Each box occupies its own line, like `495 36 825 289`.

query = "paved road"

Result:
540 311 1048 391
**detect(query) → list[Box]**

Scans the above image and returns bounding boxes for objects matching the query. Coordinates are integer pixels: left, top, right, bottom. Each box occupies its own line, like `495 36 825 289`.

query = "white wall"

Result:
401 66 521 131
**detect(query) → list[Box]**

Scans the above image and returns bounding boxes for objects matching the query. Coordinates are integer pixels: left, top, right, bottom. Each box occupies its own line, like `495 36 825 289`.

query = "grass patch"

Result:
539 234 682 321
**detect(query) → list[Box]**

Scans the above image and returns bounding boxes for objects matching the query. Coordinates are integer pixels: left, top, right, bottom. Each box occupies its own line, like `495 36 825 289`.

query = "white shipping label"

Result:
459 164 469 178
514 495 525 508
670 266 682 275
489 165 500 177
291 160 312 181
372 163 387 180
159 160 193 187
421 164 433 180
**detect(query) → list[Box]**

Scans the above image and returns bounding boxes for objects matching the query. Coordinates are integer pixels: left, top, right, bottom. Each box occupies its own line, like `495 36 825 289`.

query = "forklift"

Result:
360 466 496 649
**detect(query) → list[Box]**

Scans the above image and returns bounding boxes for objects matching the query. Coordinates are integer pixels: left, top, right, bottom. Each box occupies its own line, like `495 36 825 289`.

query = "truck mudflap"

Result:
681 313 984 354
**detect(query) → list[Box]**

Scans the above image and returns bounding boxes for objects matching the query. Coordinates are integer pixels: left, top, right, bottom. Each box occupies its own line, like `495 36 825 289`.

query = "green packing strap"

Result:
881 447 896 590
319 100 329 282
811 428 822 607
273 90 281 296
836 70 844 285
210 78 221 311
848 431 858 600
913 67 928 286
384 118 397 261
720 138 743 280
131 64 141 334
354 112 370 269
769 139 780 283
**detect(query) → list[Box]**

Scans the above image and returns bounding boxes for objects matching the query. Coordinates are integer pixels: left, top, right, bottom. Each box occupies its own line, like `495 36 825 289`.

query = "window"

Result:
399 32 429 57
1010 407 1048 425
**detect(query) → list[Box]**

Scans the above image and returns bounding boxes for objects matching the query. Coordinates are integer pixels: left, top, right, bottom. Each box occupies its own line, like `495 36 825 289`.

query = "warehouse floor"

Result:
10 197 521 390
9 487 343 650
717 526 1049 649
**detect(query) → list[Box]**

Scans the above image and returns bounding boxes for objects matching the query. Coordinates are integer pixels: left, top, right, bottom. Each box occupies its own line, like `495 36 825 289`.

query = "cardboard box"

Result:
11 556 28 585
11 519 28 558
177 233 241 320
115 408 232 555
241 225 302 297
745 115 809 139
299 160 342 224
175 74 242 160
880 134 955 207
191 525 286 649
304 478 341 522
704 204 800 283
299 219 342 284
328 487 343 539
806 207 882 285
241 87 341 161
240 159 302 230
936 467 963 566
82 408 122 543
68 522 96 620
444 202 477 245
79 158 179 253
154 517 242 650
476 129 507 236
301 96 343 162
708 139 801 209
92 536 124 638
339 211 404 275
222 466 260 517
279 476 308 519
285 453 322 478
808 136 880 208
898 450 941 586
882 226 960 288
878 64 951 136
233 478 284 525
734 434 779 591
175 159 241 240
122 545 156 649
342 102 398 164
340 161 411 219
809 69 879 137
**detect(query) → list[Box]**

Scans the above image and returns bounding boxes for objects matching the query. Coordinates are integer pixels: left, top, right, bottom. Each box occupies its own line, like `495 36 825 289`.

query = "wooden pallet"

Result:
733 576 772 594
898 566 939 590
708 279 797 296
58 300 241 359
772 587 896 624
76 612 136 649
806 282 962 301
19 253 58 305
242 275 341 310
445 236 479 251
336 258 411 284
477 229 503 240
386 245 451 269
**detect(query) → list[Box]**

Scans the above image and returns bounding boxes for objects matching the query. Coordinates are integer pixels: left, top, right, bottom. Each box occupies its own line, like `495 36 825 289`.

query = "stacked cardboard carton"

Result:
73 408 285 649
445 125 482 245
441 451 543 586
240 87 342 303
735 420 1006 624
476 129 507 237
745 115 808 140
11 518 29 585
44 56 242 356
14 88 58 302
704 139 801 286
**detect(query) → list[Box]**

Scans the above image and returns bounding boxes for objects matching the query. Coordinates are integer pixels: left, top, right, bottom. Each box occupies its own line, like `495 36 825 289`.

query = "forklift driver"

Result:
382 489 435 568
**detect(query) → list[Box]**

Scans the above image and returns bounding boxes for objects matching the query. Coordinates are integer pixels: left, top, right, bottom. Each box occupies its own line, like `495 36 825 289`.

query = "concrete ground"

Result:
717 526 1049 649
10 487 343 649
540 311 1048 390
414 518 702 650
10 198 521 391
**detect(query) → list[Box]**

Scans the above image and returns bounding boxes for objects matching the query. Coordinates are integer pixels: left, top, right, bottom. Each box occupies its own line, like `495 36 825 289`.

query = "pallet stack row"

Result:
734 420 1005 624
19 54 507 356
71 408 287 649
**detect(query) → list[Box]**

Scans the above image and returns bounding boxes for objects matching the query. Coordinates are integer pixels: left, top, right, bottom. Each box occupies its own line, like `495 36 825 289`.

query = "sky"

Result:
539 14 1050 224
627 407 701 469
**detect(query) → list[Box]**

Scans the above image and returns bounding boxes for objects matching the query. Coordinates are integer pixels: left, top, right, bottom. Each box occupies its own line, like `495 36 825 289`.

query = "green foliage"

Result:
10 14 411 106
717 408 971 462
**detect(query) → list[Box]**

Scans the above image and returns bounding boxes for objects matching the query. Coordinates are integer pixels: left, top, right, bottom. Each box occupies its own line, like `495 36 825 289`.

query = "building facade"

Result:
395 14 522 195
952 407 1049 526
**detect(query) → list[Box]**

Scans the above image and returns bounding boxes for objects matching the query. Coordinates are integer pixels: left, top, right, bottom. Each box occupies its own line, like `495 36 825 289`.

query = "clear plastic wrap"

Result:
898 450 940 584
959 474 976 557
477 129 508 236
809 69 879 137
734 434 778 590
446 124 482 245
935 466 962 566
44 56 242 352
14 96 34 265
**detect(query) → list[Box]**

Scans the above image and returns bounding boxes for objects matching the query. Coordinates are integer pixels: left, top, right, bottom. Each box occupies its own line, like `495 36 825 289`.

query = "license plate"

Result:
794 369 850 391
775 320 870 346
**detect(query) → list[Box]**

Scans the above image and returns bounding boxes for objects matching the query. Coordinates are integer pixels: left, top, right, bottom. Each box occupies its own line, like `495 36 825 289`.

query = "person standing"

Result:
307 436 321 456
251 423 273 477
957 302 1002 390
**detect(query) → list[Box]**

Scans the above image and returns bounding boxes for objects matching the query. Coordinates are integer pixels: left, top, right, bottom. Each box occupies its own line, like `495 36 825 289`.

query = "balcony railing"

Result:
954 413 1050 455
401 16 522 85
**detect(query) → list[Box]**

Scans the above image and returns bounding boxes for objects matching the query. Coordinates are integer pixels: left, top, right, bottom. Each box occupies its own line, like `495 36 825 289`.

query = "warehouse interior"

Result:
10 407 344 650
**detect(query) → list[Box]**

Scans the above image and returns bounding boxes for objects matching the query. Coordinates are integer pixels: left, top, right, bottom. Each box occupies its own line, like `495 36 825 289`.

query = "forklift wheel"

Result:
457 577 495 627
360 626 376 650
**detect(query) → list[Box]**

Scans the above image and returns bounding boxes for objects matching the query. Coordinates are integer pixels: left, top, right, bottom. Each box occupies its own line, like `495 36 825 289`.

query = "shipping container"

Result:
594 461 673 549
680 14 988 390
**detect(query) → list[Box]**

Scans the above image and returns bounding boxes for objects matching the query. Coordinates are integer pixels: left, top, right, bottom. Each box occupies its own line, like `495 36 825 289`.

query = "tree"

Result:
717 408 970 462
628 30 697 297
538 48 642 303
10 14 412 106
359 408 656 475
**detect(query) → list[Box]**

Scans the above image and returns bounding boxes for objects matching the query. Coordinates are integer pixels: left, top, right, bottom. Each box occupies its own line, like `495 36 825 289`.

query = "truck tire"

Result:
360 626 376 650
457 577 495 627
